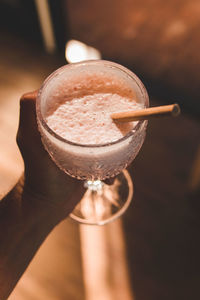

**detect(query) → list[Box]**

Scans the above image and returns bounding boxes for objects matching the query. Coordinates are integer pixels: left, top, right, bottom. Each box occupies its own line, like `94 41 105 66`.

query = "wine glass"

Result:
36 60 149 225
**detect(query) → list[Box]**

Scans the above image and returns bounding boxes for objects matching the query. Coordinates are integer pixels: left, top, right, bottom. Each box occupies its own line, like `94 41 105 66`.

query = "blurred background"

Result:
0 0 200 299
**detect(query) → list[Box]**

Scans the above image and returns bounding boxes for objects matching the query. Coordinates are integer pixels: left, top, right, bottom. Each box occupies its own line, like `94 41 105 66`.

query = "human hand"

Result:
17 91 85 219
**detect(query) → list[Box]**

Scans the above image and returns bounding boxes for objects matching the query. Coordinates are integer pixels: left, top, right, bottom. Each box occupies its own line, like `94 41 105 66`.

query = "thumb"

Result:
17 90 40 148
19 90 38 129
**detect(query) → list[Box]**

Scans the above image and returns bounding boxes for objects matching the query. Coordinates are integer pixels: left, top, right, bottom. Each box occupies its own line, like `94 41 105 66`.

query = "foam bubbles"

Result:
46 92 143 145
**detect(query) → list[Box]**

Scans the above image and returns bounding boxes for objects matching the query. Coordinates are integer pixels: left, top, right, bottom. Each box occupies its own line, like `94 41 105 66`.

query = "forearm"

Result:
0 176 64 300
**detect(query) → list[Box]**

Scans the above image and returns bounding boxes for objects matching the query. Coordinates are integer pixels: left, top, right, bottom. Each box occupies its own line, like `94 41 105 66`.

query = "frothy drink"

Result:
45 71 144 145
37 61 148 180
47 92 143 145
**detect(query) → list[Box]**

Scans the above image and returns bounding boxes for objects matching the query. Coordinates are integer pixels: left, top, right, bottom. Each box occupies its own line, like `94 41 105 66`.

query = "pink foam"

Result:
47 92 143 144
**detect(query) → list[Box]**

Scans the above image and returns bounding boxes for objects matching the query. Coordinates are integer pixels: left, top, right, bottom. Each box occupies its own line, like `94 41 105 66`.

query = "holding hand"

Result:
17 91 85 219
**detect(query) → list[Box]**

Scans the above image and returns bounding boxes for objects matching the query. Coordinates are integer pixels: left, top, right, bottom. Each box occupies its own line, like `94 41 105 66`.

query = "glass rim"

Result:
36 59 149 149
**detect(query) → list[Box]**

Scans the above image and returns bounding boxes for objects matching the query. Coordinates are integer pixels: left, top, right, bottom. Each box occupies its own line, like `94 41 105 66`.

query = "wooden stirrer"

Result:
111 103 180 122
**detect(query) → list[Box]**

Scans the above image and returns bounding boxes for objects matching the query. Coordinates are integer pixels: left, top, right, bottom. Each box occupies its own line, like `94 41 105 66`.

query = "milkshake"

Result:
37 60 149 180
46 92 144 145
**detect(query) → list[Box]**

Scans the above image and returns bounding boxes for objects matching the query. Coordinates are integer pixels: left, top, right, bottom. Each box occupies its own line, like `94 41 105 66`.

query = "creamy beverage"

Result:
46 92 144 145
37 61 148 180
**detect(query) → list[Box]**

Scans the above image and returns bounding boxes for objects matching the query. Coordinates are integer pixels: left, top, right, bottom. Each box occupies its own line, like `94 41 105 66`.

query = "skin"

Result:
0 91 85 299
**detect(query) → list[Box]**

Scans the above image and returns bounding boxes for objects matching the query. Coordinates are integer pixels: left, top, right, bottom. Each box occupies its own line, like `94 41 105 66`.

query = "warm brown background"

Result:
66 0 200 115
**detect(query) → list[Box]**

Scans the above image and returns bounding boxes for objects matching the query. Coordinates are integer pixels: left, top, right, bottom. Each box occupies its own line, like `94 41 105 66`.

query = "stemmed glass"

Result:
36 60 149 225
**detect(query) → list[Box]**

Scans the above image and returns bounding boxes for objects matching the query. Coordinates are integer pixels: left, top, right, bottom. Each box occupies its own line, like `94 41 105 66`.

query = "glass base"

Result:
70 170 133 225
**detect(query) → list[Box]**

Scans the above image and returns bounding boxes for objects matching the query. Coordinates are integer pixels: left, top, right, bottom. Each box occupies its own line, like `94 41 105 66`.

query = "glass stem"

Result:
84 180 104 191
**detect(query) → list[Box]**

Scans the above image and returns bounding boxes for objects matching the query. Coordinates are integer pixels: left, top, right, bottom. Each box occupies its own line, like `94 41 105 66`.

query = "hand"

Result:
17 91 85 219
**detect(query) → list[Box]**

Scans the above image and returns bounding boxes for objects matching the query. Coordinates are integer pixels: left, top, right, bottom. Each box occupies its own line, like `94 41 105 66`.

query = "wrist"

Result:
23 187 71 225
18 175 70 224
